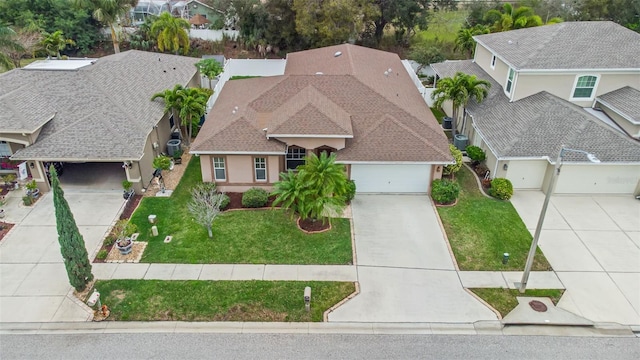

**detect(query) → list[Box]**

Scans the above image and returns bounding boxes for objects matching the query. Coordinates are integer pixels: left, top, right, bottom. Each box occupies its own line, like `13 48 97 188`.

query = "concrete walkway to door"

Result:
328 195 497 323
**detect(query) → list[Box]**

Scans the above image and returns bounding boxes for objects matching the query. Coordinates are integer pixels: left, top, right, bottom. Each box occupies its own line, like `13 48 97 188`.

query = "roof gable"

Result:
596 86 640 124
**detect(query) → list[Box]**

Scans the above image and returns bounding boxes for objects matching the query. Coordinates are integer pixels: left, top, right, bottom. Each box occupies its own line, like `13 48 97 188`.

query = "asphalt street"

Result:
1 333 638 360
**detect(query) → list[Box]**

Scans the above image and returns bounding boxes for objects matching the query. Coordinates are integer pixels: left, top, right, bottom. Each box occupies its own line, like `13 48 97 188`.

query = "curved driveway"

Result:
328 195 497 323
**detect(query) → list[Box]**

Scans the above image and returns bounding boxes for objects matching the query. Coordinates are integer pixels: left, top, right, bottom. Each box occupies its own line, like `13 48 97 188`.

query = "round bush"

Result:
431 179 461 205
345 180 356 202
219 194 230 210
489 178 513 200
466 145 486 163
444 144 463 176
242 187 269 208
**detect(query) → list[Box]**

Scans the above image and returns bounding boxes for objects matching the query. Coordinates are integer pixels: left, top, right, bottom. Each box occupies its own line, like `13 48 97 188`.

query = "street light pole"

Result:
516 146 600 293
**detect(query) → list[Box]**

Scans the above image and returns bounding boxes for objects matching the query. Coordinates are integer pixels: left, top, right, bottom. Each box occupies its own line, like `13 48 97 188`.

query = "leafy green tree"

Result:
431 72 491 136
7 26 42 68
454 24 489 58
40 30 76 57
0 23 24 70
195 58 223 89
50 166 94 292
370 0 430 45
273 152 348 224
444 144 463 176
409 43 445 74
293 0 379 46
73 0 137 53
484 3 544 32
150 11 190 55
264 0 305 51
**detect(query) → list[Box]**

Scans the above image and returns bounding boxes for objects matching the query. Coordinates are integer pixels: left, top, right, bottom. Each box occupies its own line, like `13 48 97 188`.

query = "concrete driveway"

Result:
328 195 497 323
511 191 640 326
0 189 125 322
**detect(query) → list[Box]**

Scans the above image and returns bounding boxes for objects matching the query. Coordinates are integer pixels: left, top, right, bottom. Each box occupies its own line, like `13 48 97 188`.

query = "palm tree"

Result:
40 30 75 58
273 152 348 224
150 12 190 55
454 25 490 59
177 88 207 146
151 84 185 139
0 24 24 70
431 72 491 136
73 0 138 54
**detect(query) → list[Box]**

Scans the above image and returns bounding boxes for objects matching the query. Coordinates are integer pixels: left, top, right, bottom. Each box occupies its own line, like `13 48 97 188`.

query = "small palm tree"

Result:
40 30 75 58
0 24 24 70
152 84 186 139
177 88 208 146
271 170 308 217
150 12 190 55
73 0 138 54
431 72 491 136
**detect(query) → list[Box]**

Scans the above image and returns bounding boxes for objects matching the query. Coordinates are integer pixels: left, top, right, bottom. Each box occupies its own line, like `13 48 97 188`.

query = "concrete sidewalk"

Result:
458 271 564 289
92 263 356 281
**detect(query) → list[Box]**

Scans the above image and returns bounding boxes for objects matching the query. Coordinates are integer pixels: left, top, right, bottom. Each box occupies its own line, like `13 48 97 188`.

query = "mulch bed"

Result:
223 192 279 210
119 195 142 220
0 221 15 242
298 218 331 232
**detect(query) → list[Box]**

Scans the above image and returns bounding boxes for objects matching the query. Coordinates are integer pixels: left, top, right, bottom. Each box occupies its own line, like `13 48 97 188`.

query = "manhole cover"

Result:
529 300 548 312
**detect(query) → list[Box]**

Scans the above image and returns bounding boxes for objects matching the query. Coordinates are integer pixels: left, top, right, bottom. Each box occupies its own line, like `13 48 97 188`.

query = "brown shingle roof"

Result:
191 45 451 163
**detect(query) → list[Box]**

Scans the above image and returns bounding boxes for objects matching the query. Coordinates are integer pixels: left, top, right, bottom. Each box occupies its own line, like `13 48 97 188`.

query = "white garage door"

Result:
555 164 640 194
506 160 547 189
350 164 432 193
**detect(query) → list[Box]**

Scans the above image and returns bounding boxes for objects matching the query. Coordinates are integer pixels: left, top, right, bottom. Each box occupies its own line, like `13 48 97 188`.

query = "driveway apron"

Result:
328 195 497 323
0 190 125 322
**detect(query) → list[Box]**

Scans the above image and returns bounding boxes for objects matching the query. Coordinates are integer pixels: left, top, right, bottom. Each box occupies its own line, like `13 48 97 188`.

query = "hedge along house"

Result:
191 44 453 193
0 51 199 193
432 21 640 195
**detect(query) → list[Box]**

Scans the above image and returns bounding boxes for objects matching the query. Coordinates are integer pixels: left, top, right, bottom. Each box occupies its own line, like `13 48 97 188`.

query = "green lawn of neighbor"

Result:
470 288 564 317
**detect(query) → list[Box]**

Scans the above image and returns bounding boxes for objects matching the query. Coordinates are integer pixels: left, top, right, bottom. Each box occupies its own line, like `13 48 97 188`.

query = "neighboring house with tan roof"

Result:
191 44 453 193
432 21 640 195
0 50 199 193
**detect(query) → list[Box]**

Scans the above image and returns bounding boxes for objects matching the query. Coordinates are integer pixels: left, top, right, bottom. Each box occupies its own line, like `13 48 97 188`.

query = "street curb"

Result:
1 321 634 337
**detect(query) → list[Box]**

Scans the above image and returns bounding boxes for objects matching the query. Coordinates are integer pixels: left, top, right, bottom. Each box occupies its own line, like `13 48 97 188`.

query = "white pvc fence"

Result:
189 29 239 41
401 59 435 107
206 59 287 114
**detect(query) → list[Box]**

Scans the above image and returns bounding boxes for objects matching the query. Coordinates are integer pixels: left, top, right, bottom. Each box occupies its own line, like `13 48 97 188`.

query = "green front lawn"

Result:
437 166 551 271
96 280 355 322
130 157 353 264
470 288 564 317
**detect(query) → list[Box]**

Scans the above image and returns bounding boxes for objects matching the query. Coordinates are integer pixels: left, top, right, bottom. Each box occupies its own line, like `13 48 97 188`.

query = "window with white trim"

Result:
0 141 11 157
505 67 515 94
572 75 598 99
213 157 226 181
490 55 496 69
254 157 266 181
286 147 306 170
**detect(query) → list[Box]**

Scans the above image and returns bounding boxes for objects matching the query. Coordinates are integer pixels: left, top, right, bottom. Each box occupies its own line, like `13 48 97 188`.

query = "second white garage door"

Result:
350 164 432 193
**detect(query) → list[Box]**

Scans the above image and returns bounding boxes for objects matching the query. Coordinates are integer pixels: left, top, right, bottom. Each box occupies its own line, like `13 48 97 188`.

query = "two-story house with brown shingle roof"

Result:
432 21 640 195
190 44 453 193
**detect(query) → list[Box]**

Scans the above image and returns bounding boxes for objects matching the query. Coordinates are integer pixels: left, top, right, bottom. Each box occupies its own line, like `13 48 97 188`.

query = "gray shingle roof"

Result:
473 21 640 70
1 50 198 161
431 60 640 163
596 86 640 124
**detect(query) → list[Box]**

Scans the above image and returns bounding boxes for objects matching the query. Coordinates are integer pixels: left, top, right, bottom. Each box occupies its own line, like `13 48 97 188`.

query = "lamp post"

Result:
516 146 600 293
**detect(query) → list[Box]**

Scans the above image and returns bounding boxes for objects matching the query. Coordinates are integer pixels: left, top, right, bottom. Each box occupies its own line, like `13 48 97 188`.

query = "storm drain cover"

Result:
529 300 548 312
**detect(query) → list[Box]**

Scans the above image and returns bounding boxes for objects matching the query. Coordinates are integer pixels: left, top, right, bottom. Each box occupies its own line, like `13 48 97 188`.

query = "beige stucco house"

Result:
0 50 199 193
191 44 453 193
432 21 640 195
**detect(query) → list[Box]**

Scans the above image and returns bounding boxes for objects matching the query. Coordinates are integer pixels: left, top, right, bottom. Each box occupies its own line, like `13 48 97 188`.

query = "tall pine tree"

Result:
50 166 93 291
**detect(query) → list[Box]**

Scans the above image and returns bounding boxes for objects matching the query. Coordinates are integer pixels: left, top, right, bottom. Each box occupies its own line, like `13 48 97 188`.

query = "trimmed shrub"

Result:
431 179 461 205
219 193 230 210
345 180 356 202
96 249 108 260
466 145 486 163
444 144 463 176
242 187 269 208
490 178 513 200
103 235 116 247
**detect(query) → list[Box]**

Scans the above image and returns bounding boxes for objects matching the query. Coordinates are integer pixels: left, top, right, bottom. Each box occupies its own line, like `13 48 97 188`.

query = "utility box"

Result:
454 134 468 151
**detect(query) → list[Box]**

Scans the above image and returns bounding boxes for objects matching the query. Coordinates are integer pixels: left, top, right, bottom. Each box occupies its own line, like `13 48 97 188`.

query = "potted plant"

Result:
25 180 39 199
172 149 183 165
122 180 134 200
112 219 137 255
153 155 172 172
